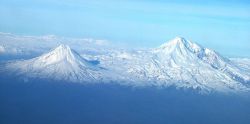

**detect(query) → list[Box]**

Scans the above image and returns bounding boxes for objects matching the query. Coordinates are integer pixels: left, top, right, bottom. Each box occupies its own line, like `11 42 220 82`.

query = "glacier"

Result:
0 37 250 93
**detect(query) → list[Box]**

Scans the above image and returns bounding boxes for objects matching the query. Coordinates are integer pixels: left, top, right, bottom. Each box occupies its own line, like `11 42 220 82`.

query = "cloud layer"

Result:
0 32 112 59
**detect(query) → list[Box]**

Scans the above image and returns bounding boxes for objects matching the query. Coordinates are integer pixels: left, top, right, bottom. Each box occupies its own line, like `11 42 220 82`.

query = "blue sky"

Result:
0 0 250 57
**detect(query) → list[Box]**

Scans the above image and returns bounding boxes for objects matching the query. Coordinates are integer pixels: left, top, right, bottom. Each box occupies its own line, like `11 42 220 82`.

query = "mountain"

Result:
1 45 111 82
154 37 250 83
1 38 250 93
99 37 250 93
153 37 228 68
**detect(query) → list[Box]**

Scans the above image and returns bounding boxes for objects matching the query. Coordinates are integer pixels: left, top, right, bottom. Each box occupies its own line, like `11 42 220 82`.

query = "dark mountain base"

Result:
0 79 250 124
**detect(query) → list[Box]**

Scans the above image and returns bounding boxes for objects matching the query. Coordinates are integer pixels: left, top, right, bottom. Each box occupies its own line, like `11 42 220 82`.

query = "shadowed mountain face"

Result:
0 80 250 124
1 37 249 93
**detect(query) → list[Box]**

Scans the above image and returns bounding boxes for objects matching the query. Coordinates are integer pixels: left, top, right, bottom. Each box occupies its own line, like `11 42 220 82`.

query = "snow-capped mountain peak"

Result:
160 37 187 47
158 37 202 54
1 38 249 93
153 37 228 68
152 37 205 66
2 44 110 82
55 44 71 51
36 44 79 65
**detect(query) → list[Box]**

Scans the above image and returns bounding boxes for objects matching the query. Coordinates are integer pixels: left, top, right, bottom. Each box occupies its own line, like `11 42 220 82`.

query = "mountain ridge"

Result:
1 37 250 93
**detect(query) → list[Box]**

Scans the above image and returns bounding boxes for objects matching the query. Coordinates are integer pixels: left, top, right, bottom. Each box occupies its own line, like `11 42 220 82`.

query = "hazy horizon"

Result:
0 0 250 57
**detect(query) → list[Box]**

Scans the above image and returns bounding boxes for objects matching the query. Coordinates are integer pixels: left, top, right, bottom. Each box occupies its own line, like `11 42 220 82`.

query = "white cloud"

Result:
0 45 5 54
95 39 109 46
0 32 114 56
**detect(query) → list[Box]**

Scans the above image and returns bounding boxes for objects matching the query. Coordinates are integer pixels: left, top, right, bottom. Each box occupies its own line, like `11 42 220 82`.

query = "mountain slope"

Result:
155 37 250 83
2 45 110 82
1 38 249 93
98 37 249 93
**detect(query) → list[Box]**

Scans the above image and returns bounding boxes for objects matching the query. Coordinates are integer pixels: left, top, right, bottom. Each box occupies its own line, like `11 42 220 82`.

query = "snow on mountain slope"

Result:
98 37 249 93
230 58 250 70
155 37 250 83
1 45 113 82
1 37 250 93
229 58 250 77
154 37 228 69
